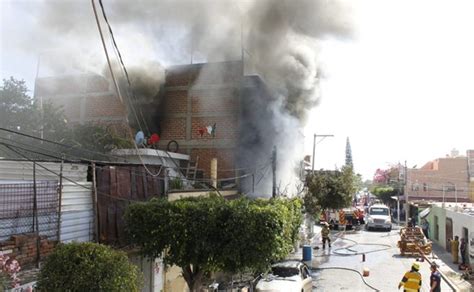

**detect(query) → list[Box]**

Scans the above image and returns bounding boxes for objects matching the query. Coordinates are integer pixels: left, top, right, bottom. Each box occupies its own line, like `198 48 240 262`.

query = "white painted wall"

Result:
129 255 165 292
427 205 474 266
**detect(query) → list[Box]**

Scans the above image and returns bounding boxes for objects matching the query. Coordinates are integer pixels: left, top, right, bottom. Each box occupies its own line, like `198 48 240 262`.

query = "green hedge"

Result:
37 242 142 292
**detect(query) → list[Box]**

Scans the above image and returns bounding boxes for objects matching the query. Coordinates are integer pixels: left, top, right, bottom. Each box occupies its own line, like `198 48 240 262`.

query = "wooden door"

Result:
445 218 453 252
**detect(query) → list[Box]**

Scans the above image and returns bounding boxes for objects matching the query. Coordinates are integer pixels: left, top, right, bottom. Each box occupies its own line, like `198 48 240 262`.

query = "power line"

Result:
5 144 144 203
0 127 128 162
0 140 271 185
4 145 270 203
90 0 124 106
90 0 163 177
96 0 150 135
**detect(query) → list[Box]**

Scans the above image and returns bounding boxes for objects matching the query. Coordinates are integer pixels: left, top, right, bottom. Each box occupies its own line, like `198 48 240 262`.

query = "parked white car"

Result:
365 204 392 231
255 260 312 292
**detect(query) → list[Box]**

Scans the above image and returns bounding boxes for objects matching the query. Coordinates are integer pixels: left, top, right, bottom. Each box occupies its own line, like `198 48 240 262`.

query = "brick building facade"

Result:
156 61 276 185
35 73 128 127
35 62 276 191
406 155 470 202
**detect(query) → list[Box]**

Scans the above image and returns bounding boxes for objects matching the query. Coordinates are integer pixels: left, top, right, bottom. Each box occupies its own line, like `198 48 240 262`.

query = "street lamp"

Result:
311 134 334 173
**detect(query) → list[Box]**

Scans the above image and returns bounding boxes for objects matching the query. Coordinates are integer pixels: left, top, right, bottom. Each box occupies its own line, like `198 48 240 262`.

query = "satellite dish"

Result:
135 131 145 146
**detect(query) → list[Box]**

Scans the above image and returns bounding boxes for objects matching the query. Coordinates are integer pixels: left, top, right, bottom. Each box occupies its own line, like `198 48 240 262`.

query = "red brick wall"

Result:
190 148 235 179
191 116 238 140
36 75 127 126
159 118 186 140
85 95 127 118
165 67 198 87
0 234 56 268
162 90 188 114
158 62 244 180
191 93 238 113
406 157 470 202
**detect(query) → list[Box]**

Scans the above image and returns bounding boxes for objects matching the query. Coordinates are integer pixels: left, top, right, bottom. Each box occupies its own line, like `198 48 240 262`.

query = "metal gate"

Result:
0 181 59 241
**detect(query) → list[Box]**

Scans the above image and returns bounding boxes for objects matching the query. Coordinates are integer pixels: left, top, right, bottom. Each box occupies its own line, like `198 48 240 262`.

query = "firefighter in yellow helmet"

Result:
398 262 422 291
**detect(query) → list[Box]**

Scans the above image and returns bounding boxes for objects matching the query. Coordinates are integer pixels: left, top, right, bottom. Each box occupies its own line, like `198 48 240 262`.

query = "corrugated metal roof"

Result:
60 182 94 243
0 160 88 182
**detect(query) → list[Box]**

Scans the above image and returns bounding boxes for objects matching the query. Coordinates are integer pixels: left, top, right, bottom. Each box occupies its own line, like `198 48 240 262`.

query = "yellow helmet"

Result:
412 262 420 271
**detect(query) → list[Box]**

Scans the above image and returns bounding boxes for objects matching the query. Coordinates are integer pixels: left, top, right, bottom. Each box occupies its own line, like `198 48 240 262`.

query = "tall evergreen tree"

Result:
345 137 353 167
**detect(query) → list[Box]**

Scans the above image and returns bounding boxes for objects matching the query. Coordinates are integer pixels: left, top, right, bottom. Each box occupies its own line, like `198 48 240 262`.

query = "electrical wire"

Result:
3 144 145 203
96 0 149 135
90 0 162 177
0 140 272 185
0 127 128 162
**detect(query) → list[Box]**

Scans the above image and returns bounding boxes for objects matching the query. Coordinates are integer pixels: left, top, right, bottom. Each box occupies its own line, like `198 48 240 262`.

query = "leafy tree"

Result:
353 173 364 193
304 165 355 215
67 124 133 155
125 195 302 291
0 77 68 139
37 242 142 292
0 77 132 158
371 186 398 205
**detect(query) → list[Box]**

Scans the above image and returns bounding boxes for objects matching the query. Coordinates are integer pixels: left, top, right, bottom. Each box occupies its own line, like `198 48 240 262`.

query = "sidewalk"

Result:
427 242 472 292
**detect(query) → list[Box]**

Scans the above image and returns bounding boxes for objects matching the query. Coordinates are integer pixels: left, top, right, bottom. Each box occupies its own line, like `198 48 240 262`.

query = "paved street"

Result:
306 226 454 291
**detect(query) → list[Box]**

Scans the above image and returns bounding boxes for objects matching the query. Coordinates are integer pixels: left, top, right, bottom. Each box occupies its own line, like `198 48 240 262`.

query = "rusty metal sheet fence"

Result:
0 181 59 241
96 165 165 246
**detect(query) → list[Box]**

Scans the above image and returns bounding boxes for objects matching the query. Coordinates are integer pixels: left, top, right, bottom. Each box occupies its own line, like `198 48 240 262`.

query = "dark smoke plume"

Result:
8 0 352 195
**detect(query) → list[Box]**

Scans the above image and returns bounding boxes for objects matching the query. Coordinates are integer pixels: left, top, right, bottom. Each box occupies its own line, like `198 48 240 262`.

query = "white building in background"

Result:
423 202 474 267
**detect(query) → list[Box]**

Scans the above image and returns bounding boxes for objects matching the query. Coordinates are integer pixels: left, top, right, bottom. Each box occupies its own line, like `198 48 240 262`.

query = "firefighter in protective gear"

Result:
398 262 422 291
321 222 331 249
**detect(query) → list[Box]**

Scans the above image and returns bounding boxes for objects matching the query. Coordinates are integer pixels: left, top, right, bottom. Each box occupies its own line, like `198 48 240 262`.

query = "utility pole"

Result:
404 160 409 224
272 146 277 198
311 134 334 173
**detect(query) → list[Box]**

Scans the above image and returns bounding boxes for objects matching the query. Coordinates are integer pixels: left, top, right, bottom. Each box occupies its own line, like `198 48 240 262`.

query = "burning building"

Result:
33 60 286 195
156 60 281 193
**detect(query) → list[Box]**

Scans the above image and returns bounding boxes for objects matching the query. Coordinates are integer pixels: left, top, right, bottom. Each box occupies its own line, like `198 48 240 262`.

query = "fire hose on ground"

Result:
311 266 380 291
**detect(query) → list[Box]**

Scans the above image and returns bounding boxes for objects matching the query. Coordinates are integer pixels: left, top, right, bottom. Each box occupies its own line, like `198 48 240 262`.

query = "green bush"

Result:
125 195 303 290
37 242 142 292
169 177 184 190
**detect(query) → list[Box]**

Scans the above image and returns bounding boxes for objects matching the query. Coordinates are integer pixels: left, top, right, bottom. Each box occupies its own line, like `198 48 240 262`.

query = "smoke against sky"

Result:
10 0 474 183
0 0 353 194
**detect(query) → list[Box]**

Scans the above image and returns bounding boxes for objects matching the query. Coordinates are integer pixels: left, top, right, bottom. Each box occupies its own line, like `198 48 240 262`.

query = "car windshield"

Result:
272 267 299 277
370 208 389 216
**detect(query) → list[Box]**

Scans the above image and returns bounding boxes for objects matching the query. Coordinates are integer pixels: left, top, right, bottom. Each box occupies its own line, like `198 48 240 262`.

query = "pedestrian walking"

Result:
321 222 331 249
450 236 460 264
429 263 441 292
460 238 467 265
398 262 422 292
